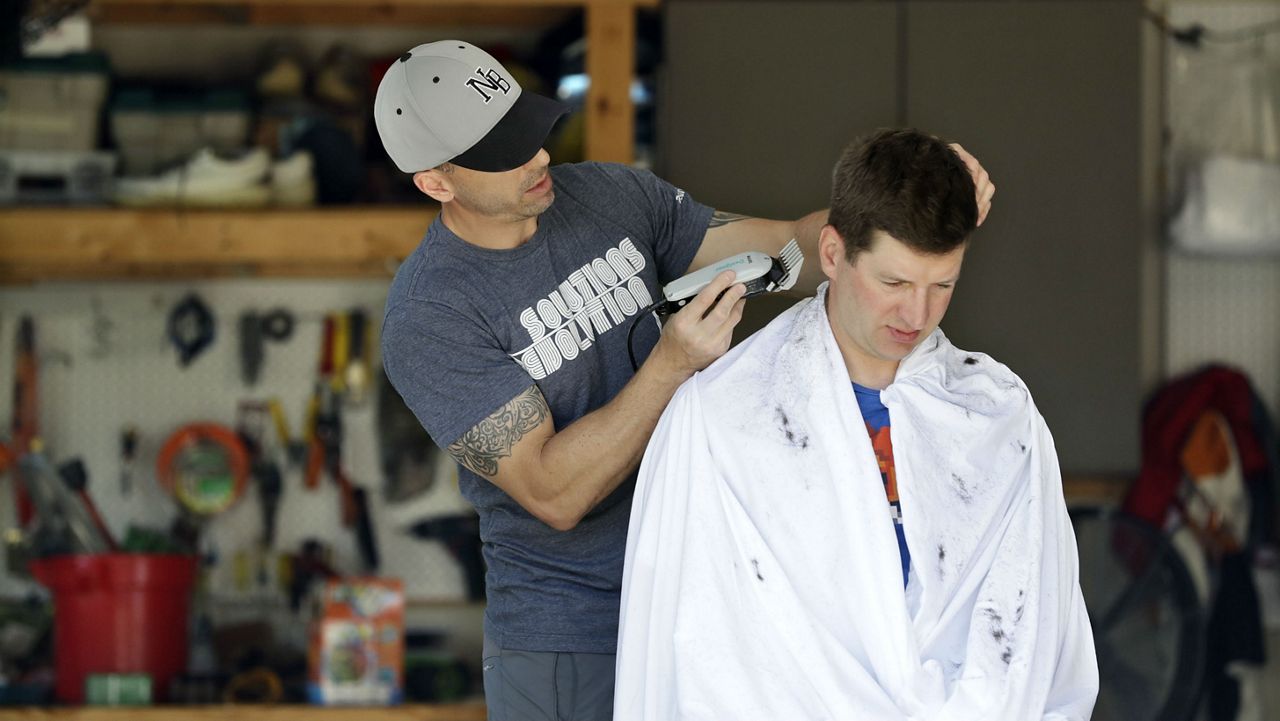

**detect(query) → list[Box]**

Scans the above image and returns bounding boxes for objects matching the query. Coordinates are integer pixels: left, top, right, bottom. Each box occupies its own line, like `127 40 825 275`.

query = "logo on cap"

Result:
466 67 512 103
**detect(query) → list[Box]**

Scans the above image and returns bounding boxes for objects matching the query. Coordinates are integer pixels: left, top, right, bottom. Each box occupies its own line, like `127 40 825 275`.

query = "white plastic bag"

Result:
1171 154 1280 254
1167 30 1280 254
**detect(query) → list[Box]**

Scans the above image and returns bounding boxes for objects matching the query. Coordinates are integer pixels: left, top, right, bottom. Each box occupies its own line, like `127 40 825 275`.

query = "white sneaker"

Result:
270 150 316 207
115 147 271 207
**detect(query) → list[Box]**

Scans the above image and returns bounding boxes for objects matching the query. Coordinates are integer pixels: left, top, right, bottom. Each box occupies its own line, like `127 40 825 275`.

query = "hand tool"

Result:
156 423 250 516
238 401 284 549
316 387 354 526
267 396 307 468
344 308 371 407
304 315 337 490
239 311 265 385
377 366 443 504
256 459 283 548
239 307 296 386
655 238 804 317
57 458 118 551
351 486 379 571
305 383 333 492
405 514 485 601
318 312 336 381
119 426 138 497
287 539 337 612
167 294 216 367
626 241 805 370
88 295 114 359
331 310 349 394
10 316 37 527
18 446 110 555
302 381 354 523
260 307 295 341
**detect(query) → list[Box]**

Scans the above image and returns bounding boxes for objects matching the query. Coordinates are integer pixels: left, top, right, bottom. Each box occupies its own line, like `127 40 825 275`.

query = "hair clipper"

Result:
654 239 804 318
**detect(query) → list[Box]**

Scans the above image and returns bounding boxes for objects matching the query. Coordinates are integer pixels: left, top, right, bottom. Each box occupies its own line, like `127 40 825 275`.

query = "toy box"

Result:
308 578 404 705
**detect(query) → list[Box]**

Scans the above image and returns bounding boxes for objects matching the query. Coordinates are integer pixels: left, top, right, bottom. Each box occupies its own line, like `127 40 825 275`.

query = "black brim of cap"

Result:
450 90 570 172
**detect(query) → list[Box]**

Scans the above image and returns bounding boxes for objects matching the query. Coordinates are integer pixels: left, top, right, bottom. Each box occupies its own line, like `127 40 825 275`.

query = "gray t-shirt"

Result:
382 161 712 653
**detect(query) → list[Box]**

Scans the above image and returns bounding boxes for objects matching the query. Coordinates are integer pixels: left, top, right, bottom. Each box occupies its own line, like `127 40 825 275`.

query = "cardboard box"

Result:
308 578 404 705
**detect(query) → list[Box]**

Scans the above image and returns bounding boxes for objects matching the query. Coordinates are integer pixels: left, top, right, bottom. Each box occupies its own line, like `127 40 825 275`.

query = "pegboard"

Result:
1163 1 1280 419
0 278 474 603
1165 253 1280 418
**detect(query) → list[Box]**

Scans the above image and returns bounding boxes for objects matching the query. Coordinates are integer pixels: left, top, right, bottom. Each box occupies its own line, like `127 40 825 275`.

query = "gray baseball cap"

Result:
374 41 569 173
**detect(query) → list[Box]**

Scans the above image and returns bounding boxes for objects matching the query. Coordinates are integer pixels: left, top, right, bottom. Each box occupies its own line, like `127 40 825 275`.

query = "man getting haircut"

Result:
614 129 1097 721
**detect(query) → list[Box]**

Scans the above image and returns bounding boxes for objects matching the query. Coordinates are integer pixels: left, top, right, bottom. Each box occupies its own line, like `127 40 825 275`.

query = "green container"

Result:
85 673 153 706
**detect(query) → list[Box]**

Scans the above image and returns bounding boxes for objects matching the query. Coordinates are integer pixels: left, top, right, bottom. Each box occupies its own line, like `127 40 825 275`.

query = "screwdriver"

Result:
120 426 139 497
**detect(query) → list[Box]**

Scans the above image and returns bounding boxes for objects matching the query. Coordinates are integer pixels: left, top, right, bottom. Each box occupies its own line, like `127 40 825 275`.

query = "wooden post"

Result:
584 1 635 164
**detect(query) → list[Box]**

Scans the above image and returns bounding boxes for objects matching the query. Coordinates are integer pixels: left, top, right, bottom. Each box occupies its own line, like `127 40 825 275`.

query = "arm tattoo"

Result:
708 210 753 228
447 385 549 477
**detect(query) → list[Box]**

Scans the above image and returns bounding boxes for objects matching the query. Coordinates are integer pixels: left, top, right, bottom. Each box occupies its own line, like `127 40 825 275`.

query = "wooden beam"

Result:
0 261 400 283
1062 475 1129 506
0 207 433 281
2 704 487 721
584 1 635 164
249 4 572 25
96 3 576 26
95 0 656 9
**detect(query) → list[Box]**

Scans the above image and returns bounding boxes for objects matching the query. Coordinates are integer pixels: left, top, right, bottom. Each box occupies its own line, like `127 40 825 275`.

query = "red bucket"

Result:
30 553 199 704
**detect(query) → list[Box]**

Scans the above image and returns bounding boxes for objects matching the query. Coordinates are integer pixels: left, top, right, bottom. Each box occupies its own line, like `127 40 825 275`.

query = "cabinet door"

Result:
660 0 899 220
660 0 900 338
907 1 1144 473
661 0 1146 474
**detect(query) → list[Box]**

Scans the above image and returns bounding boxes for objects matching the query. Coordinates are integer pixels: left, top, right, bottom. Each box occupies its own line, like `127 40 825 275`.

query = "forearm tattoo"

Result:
447 385 549 477
708 210 752 228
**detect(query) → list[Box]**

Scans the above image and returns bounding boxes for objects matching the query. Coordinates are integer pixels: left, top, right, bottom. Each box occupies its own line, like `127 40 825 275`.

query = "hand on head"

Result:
948 143 995 226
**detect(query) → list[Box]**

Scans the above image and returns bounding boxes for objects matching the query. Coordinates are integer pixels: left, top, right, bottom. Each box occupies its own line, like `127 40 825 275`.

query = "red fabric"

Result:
868 423 899 504
1123 366 1269 527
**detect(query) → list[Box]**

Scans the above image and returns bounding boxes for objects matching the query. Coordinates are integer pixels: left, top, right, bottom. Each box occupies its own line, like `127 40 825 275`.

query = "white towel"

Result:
615 283 1097 721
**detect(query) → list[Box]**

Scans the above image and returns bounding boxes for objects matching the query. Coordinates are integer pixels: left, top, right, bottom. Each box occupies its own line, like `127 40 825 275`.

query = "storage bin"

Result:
0 53 110 152
30 553 199 704
110 87 251 175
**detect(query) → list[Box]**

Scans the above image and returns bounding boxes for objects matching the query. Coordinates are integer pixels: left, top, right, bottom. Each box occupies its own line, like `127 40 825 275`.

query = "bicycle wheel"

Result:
1069 505 1206 721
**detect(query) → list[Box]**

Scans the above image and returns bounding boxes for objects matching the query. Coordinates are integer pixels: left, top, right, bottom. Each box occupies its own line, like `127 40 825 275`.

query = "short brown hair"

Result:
828 128 977 261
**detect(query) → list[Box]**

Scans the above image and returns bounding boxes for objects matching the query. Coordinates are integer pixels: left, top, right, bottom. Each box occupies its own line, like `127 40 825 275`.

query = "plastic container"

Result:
29 553 199 704
0 150 117 205
0 53 110 152
109 87 251 175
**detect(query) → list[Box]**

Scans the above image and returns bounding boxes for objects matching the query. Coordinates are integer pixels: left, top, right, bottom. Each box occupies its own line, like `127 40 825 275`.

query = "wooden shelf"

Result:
1062 474 1129 506
90 0 657 32
85 0 650 165
91 0 636 31
0 0 655 282
0 0 655 281
0 207 436 282
2 703 486 720
96 0 654 8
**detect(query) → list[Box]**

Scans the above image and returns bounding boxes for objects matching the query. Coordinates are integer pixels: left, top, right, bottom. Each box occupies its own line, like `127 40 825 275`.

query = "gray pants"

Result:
482 635 616 721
